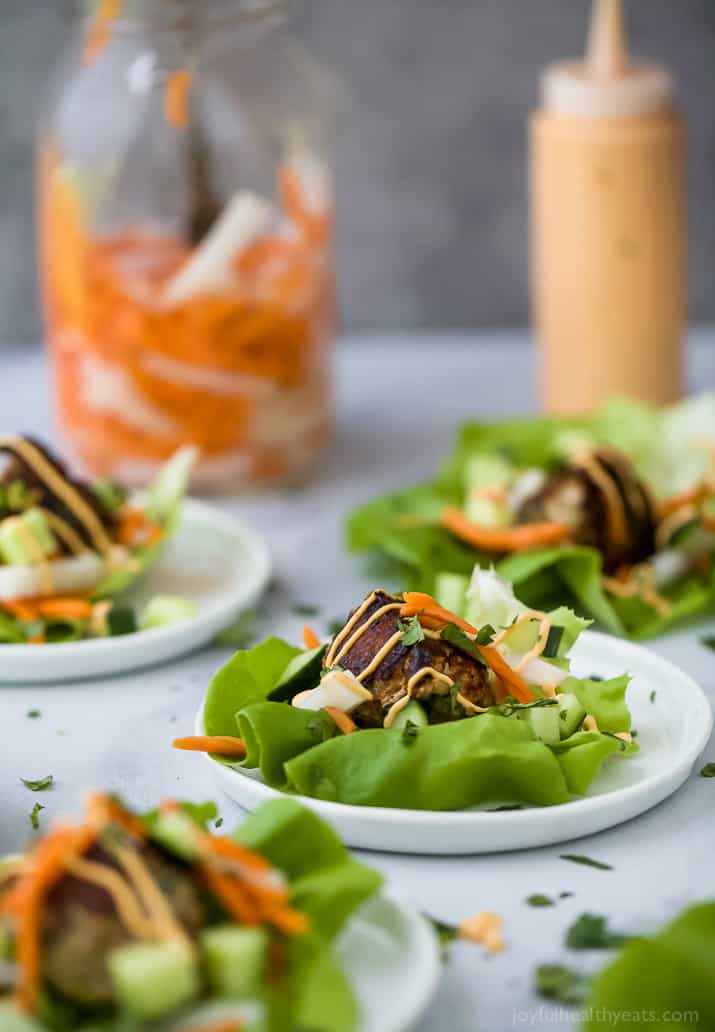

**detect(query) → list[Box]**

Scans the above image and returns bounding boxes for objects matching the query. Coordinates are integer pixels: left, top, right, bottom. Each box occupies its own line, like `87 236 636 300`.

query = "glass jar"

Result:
38 0 335 490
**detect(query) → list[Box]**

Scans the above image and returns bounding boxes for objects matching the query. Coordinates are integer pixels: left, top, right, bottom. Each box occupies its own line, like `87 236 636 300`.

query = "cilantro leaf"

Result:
535 963 591 1004
440 623 485 664
21 775 54 792
701 637 715 651
27 709 41 719
292 603 320 617
565 912 629 950
649 690 657 703
475 624 496 645
559 853 613 871
526 894 554 907
398 615 425 646
30 803 45 830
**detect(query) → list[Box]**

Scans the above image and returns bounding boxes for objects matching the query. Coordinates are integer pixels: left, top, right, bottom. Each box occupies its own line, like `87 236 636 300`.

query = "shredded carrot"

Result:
302 624 321 650
200 834 273 875
400 592 534 704
1 596 92 622
199 864 261 926
86 793 148 840
702 514 715 533
28 635 46 645
259 900 309 937
173 735 247 758
82 0 122 66
441 507 571 553
1 600 37 622
117 507 163 548
165 69 194 130
324 706 357 735
658 485 709 520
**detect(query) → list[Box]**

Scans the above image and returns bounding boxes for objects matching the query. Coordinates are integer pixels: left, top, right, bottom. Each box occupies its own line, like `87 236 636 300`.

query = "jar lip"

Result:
82 0 288 32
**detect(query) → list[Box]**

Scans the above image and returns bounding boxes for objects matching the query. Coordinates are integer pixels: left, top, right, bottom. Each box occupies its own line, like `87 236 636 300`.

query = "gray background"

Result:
1 0 713 339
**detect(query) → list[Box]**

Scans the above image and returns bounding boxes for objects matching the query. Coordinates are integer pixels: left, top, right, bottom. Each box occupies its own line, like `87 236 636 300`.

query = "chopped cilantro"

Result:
649 690 657 703
702 637 715 651
535 964 590 1004
559 854 613 871
27 709 41 719
214 817 224 828
21 775 54 792
565 912 628 950
440 623 484 664
326 619 345 636
526 894 554 907
292 603 320 617
474 624 496 645
30 803 45 830
398 615 425 646
559 891 574 899
700 763 715 778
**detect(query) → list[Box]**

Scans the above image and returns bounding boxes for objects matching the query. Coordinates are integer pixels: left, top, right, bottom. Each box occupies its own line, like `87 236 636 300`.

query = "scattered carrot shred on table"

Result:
82 0 122 66
164 69 194 130
324 706 357 735
302 624 321 649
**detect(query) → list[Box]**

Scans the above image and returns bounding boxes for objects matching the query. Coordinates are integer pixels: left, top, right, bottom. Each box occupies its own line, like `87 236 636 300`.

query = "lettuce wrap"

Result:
346 394 715 638
196 571 636 811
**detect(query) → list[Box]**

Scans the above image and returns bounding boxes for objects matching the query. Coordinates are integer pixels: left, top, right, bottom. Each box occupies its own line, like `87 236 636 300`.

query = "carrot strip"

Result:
400 592 534 704
173 735 247 758
82 0 122 66
165 70 193 130
702 514 715 533
302 624 321 650
260 901 309 936
200 835 273 875
324 706 357 735
441 507 571 553
35 598 93 620
86 793 148 840
199 864 261 926
1 601 36 622
658 486 708 520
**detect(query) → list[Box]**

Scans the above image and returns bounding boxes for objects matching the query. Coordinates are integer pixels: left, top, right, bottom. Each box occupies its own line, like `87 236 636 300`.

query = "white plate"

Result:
201 631 713 854
339 894 440 1032
0 500 271 683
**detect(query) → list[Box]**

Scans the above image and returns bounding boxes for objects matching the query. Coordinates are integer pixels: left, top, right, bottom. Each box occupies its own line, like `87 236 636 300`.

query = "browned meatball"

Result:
516 449 655 572
325 591 495 725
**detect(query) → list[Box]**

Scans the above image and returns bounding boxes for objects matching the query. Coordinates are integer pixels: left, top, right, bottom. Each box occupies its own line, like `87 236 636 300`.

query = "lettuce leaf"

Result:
203 637 633 810
346 397 715 638
585 901 715 1030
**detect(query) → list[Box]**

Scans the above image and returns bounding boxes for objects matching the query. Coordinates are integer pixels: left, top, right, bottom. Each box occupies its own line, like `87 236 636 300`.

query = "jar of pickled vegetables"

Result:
38 0 335 490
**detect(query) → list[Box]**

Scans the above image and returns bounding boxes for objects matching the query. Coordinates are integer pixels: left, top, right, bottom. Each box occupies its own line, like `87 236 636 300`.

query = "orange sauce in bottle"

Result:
530 0 685 414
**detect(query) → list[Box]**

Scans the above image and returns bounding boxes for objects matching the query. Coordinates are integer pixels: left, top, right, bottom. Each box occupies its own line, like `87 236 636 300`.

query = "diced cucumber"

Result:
0 1003 46 1032
464 454 514 492
464 493 511 529
201 925 268 998
517 705 561 746
390 700 428 731
0 510 57 565
556 692 587 739
498 617 541 655
149 811 200 862
140 595 197 630
434 572 469 617
108 941 199 1020
268 644 327 702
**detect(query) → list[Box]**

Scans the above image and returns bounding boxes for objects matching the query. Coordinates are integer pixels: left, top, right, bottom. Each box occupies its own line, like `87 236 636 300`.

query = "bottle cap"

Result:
542 0 675 118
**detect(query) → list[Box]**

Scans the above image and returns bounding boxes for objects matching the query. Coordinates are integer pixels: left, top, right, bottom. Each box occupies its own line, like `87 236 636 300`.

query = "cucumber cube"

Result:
0 510 57 565
390 700 429 732
556 693 588 739
108 941 199 1020
201 925 268 998
434 573 470 617
149 811 200 862
517 705 561 746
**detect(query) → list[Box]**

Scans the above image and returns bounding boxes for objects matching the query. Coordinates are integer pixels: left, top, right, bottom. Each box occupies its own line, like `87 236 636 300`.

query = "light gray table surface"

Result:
1 331 715 1032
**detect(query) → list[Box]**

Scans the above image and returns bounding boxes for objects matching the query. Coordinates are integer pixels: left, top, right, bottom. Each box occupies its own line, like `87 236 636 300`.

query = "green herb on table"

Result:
701 636 715 651
291 602 321 617
649 690 657 703
398 615 425 646
535 963 590 1004
700 763 715 778
401 720 420 745
29 803 45 831
326 618 345 636
565 912 628 950
559 854 613 871
559 891 574 899
27 709 41 719
20 774 54 792
526 894 554 908
214 817 224 828
215 609 257 648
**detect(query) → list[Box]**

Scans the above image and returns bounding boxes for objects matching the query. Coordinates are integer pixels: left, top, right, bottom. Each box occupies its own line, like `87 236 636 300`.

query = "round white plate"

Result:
0 500 271 683
339 894 440 1032
201 630 713 854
